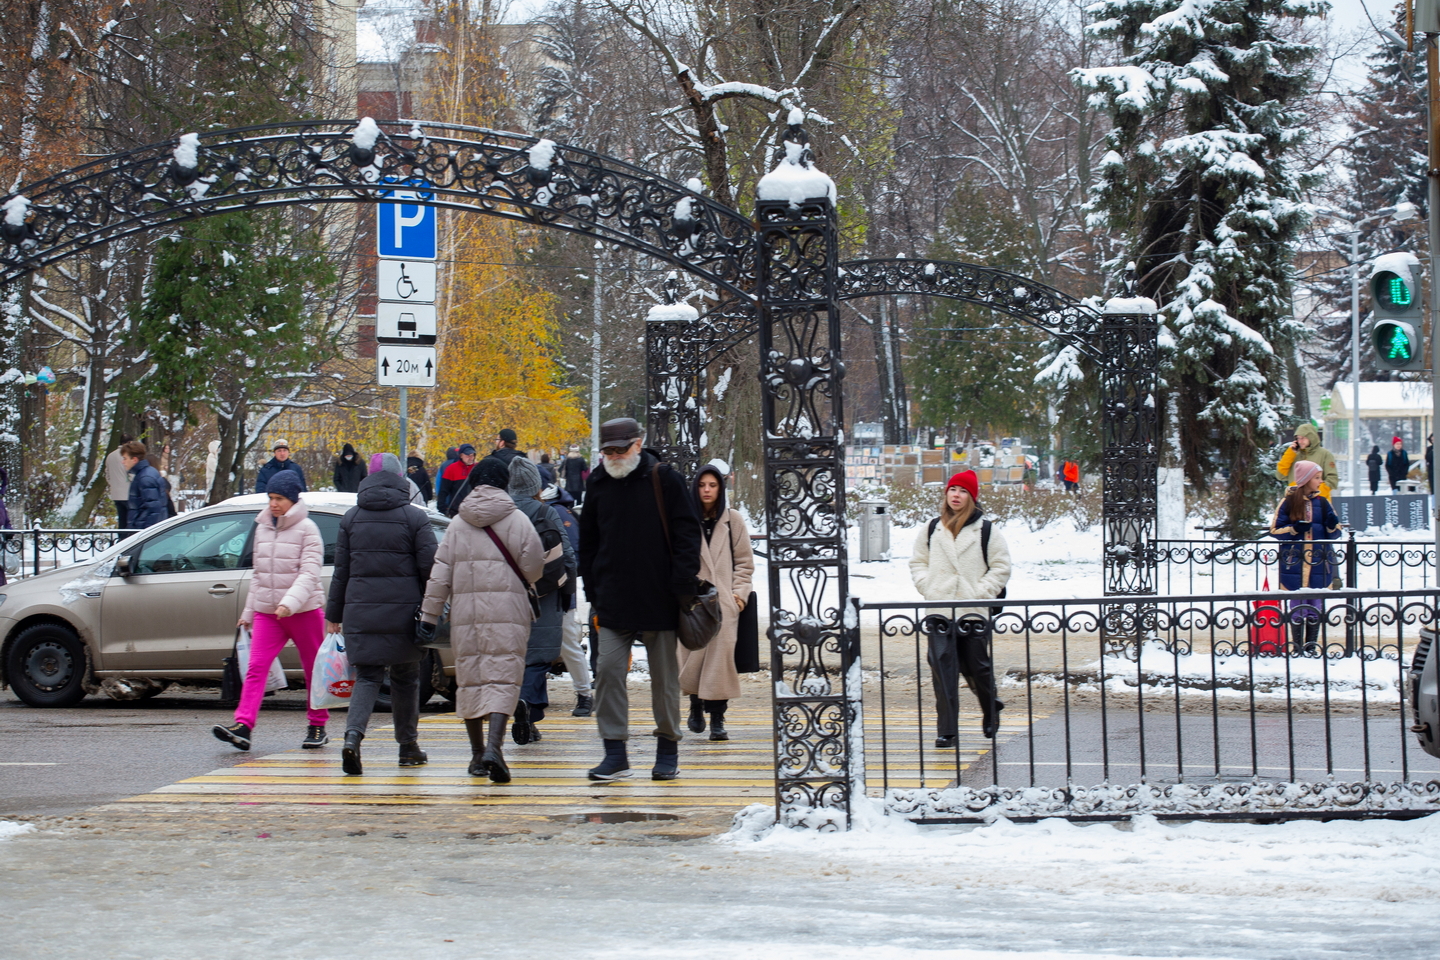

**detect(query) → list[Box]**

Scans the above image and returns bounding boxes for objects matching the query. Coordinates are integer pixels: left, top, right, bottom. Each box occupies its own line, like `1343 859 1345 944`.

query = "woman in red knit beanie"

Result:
908 470 1011 745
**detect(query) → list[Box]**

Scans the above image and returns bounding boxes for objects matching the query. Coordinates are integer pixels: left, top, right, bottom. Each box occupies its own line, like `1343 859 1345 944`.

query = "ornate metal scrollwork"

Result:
756 156 858 826
0 120 759 296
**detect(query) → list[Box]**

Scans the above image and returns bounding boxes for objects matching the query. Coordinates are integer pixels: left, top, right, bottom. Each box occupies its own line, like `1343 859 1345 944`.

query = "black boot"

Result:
687 695 706 734
588 739 632 781
464 717 488 778
959 622 1004 739
397 741 428 767
341 730 363 775
1303 618 1321 657
512 699 535 745
707 700 729 741
652 736 680 780
481 714 511 784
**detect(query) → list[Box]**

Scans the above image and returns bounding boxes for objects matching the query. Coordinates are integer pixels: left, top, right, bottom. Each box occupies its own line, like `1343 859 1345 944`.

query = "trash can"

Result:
858 499 890 562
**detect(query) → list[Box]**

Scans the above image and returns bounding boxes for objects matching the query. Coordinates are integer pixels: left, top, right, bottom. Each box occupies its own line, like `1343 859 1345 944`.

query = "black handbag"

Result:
678 580 724 652
220 653 242 700
734 590 760 672
651 465 722 651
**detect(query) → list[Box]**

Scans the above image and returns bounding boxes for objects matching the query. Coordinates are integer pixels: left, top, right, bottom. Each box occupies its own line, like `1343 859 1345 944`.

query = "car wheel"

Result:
7 623 88 707
374 653 437 713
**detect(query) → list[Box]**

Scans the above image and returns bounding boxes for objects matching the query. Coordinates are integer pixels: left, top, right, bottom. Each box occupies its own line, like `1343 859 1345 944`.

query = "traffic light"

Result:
1370 253 1425 371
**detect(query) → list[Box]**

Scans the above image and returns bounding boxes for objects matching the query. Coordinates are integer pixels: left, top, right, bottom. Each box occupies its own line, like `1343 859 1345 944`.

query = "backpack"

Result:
927 516 1007 615
531 507 576 600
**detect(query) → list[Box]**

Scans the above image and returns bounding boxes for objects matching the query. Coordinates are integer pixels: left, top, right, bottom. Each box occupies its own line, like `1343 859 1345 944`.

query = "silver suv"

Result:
0 493 456 708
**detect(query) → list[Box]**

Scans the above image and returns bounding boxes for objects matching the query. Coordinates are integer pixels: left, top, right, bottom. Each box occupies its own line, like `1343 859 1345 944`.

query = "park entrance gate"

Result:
0 119 1156 827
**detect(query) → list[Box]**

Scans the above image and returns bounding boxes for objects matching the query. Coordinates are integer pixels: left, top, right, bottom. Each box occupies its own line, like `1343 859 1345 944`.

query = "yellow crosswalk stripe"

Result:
117 693 1043 816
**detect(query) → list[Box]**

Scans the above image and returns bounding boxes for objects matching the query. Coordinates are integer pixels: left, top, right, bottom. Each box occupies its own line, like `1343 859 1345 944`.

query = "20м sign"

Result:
377 345 436 387
375 179 438 388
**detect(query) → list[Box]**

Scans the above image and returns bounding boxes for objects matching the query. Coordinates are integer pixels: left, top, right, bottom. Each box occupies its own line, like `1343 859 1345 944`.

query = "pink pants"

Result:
235 609 328 728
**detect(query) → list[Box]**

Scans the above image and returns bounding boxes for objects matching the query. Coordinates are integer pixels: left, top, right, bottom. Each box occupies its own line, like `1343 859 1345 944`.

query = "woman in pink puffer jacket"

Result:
213 471 329 751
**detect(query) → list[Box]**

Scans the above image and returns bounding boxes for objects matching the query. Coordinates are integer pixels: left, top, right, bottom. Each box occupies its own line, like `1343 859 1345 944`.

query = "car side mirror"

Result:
115 555 133 577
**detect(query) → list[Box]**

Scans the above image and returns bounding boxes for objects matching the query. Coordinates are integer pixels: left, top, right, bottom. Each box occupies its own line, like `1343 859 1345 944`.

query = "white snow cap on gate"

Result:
757 114 836 208
1104 294 1158 315
528 139 557 170
2 194 29 226
350 117 381 151
173 132 201 169
646 301 699 323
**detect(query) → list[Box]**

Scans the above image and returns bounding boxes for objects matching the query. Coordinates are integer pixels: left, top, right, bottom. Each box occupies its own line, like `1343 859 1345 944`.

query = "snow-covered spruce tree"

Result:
1304 7 1427 389
1076 0 1324 536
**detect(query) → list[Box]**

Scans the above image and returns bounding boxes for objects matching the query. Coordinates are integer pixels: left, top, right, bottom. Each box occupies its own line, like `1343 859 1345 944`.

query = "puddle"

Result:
547 811 682 824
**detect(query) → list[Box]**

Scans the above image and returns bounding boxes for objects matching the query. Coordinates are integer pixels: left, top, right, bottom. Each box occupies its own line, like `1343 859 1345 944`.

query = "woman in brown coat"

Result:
419 458 543 783
679 464 755 741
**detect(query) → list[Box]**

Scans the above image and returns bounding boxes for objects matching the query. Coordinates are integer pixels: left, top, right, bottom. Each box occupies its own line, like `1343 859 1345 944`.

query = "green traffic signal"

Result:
1382 323 1413 361
1372 320 1420 369
1376 271 1414 310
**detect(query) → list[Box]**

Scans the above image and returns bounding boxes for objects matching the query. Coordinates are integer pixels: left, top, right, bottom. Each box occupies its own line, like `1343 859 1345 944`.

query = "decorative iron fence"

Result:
1154 535 1435 594
853 588 1440 823
2 528 135 579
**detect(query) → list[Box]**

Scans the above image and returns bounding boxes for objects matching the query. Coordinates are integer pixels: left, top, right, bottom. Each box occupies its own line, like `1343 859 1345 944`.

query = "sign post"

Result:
375 182 438 465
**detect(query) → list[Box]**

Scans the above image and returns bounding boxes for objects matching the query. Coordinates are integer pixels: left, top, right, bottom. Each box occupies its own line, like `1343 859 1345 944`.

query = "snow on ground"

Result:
0 821 34 840
1076 641 1405 703
723 802 1440 904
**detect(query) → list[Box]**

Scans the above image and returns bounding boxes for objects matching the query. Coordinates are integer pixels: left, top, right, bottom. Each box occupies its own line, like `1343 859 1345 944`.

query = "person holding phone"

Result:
1274 424 1338 499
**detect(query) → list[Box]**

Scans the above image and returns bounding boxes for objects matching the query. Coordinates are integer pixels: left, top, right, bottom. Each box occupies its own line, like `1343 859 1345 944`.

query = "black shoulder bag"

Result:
651 465 723 651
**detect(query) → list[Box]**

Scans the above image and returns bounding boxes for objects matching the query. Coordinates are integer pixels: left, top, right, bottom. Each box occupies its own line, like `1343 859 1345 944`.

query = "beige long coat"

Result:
420 486 543 720
678 508 755 701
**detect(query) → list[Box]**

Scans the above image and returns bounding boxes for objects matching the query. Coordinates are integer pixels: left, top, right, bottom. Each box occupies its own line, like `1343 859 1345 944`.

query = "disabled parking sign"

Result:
376 179 436 260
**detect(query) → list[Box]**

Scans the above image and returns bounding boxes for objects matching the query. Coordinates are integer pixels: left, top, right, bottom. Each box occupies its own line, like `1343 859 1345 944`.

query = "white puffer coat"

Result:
909 510 1012 602
243 500 325 619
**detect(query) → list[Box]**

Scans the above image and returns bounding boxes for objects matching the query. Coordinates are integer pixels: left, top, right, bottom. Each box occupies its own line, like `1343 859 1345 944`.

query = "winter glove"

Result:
414 619 438 644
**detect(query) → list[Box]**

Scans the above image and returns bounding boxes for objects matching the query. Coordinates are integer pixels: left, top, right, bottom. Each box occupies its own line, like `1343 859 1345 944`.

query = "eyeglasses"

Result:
600 444 634 456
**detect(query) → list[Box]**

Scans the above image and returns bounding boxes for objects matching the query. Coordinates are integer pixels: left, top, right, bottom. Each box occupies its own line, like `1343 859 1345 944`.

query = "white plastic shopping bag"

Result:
309 632 357 710
236 626 288 693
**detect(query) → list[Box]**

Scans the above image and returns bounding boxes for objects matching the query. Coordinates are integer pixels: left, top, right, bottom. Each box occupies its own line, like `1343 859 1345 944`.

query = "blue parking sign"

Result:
377 181 436 260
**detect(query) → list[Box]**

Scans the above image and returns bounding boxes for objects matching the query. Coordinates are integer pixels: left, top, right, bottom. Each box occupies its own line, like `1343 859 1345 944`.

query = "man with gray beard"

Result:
577 417 702 781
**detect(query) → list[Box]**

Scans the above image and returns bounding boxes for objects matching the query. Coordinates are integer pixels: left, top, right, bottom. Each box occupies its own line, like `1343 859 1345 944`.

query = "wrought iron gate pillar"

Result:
644 278 705 476
1099 293 1159 596
755 125 860 828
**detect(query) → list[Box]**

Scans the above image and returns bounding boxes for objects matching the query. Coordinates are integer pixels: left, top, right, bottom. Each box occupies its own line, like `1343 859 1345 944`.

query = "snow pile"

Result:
172 132 201 170
2 194 30 227
1102 294 1157 315
1050 640 1405 703
647 302 699 323
0 821 34 841
722 808 1440 902
350 117 381 151
757 139 837 208
527 139 557 171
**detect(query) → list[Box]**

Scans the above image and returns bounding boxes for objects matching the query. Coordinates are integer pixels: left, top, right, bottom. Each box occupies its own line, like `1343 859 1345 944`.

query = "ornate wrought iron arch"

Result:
0 119 759 298
647 256 1105 473
645 258 1156 597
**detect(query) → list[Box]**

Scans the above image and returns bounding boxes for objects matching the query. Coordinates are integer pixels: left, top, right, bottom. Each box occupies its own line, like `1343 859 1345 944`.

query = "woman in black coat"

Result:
324 459 438 775
1366 445 1382 495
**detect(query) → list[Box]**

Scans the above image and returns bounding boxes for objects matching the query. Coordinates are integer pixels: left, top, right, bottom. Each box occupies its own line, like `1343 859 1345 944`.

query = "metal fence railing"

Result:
1154 535 1436 594
2 528 136 579
854 588 1440 823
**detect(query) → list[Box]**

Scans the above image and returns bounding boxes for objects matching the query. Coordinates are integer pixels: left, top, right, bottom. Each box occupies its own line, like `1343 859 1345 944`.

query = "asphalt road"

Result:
0 685 447 817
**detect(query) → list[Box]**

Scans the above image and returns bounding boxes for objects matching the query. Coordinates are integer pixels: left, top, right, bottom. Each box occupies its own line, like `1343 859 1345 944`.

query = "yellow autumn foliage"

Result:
411 216 588 460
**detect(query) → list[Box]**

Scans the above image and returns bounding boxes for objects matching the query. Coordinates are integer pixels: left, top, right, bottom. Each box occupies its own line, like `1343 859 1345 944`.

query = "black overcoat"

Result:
578 450 701 632
325 472 438 666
